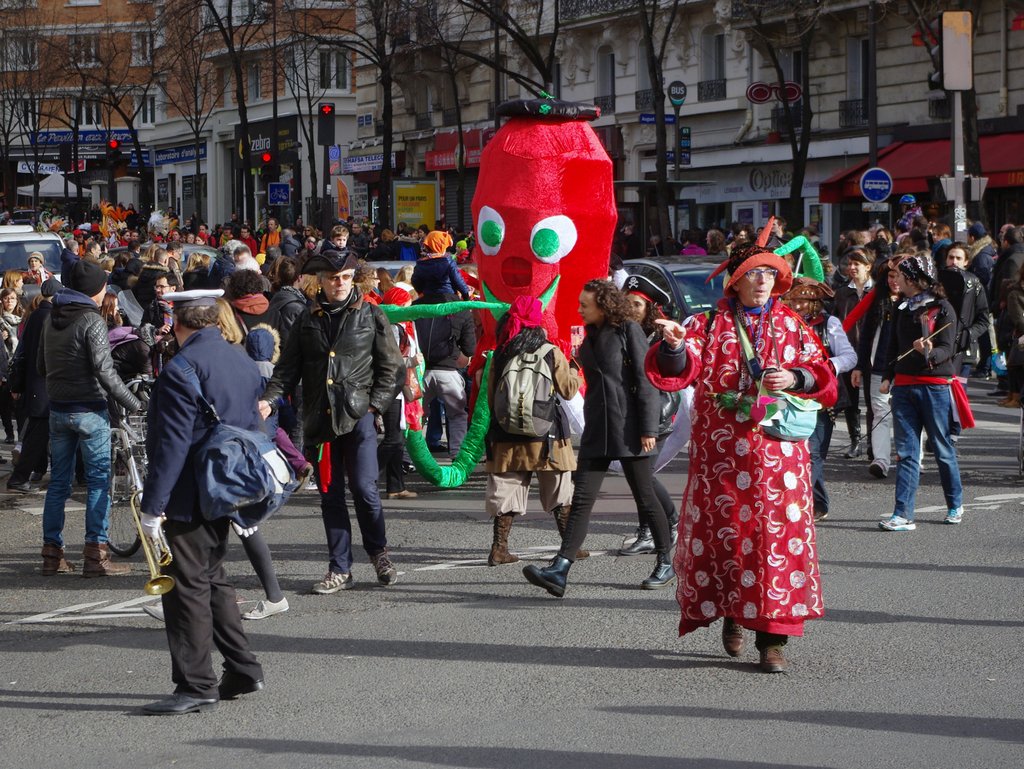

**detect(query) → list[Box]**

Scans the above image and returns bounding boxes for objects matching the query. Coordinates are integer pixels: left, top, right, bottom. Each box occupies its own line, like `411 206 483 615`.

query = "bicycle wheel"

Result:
107 445 141 557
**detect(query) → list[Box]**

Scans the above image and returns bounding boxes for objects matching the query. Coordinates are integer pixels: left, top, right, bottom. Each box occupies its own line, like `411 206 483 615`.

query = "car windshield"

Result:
670 264 726 314
0 239 62 274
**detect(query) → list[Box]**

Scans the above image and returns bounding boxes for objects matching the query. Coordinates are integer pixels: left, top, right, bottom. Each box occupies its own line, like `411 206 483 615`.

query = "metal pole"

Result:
952 89 967 238
674 106 681 181
867 0 878 168
271 0 279 226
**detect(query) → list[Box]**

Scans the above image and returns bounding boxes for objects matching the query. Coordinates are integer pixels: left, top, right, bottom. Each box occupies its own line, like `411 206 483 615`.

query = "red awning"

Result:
819 132 1024 203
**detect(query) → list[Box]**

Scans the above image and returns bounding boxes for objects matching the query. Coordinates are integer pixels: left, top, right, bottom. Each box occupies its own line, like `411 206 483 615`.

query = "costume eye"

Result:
530 215 577 263
477 206 504 256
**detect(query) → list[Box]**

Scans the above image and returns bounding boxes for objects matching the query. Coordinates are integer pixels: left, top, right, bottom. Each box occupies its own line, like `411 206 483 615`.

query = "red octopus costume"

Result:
645 245 837 640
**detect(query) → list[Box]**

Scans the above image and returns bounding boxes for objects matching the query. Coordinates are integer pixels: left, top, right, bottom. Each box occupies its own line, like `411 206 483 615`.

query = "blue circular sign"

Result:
859 167 893 203
328 145 341 161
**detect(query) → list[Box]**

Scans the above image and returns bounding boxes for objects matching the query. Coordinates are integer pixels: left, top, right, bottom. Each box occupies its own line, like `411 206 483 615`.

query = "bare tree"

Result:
282 13 329 219
158 9 228 224
637 0 684 243
734 0 824 228
0 16 44 210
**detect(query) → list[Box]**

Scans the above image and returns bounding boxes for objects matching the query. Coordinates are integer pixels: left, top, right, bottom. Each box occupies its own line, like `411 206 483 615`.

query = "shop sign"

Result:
343 153 396 173
155 144 207 165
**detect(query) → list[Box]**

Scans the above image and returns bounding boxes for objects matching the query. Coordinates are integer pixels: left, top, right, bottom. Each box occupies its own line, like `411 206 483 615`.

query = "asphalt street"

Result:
0 378 1022 769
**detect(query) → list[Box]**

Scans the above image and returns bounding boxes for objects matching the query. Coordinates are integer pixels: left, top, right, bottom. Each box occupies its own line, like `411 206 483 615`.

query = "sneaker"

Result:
868 461 888 479
242 597 290 620
944 507 964 525
311 571 353 594
303 478 318 492
879 515 916 531
371 550 398 586
813 509 828 522
6 481 38 494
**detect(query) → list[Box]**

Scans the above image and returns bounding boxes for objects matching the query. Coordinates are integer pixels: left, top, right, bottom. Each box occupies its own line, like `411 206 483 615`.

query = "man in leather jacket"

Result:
260 251 403 595
37 261 141 578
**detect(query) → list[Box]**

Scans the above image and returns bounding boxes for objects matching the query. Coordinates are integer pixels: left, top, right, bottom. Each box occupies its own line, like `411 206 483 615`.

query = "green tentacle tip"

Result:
539 104 552 114
540 90 553 100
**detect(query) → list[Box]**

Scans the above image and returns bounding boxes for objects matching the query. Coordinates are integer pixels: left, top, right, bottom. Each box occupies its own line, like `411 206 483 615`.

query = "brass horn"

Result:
131 492 175 595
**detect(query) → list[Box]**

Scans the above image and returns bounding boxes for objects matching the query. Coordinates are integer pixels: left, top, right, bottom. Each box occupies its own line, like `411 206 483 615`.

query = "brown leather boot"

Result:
82 542 131 578
488 514 520 566
758 646 788 673
722 617 744 657
40 544 75 576
552 505 588 559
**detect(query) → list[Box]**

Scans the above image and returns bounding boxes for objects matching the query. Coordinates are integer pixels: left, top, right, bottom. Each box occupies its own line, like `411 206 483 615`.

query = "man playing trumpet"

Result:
139 289 266 715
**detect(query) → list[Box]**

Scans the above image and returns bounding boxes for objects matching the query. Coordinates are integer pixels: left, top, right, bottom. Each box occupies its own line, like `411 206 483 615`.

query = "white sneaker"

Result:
879 515 916 531
142 604 165 622
944 507 964 525
311 571 353 594
242 597 289 620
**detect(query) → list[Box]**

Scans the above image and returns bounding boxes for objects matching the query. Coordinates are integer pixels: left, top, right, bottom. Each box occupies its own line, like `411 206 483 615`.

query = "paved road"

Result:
1 379 1022 769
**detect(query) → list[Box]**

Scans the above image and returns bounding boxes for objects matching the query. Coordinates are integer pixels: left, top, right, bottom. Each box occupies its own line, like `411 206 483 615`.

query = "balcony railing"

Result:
594 94 615 115
839 98 867 128
697 79 726 102
771 103 803 135
415 112 433 130
929 96 950 120
562 0 639 21
634 89 657 112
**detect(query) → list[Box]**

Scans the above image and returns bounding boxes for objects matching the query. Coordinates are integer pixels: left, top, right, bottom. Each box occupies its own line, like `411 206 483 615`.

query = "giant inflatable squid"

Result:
380 98 618 487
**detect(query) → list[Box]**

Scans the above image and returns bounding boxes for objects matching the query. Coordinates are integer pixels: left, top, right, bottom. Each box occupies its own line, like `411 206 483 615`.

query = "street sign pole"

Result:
673 105 681 181
942 10 973 238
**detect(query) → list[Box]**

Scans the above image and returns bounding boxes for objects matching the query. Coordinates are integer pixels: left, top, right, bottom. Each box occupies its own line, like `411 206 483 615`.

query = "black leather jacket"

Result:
38 290 141 412
262 296 402 444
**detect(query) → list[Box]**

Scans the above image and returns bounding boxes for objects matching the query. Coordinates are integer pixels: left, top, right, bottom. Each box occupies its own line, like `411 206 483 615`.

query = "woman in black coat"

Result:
523 279 675 597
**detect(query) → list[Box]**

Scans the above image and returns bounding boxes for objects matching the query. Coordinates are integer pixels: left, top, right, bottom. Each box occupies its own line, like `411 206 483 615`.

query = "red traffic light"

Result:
107 139 120 150
261 151 273 164
319 103 335 115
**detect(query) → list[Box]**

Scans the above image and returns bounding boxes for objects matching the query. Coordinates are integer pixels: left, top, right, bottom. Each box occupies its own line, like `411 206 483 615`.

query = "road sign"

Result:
268 182 290 206
679 126 691 149
668 81 687 107
639 113 675 124
859 167 893 203
861 202 889 213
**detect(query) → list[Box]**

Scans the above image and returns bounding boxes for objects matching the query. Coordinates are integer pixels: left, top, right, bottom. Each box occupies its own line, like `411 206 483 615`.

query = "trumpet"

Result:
131 491 175 595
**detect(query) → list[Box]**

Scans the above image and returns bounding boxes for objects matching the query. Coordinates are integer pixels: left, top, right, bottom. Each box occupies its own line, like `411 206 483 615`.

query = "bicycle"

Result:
107 378 152 558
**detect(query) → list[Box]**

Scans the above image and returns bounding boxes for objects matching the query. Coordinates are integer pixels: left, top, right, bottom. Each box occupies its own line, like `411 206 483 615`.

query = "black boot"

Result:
668 507 680 547
523 555 572 598
618 525 655 556
552 505 588 559
843 412 863 458
641 553 675 590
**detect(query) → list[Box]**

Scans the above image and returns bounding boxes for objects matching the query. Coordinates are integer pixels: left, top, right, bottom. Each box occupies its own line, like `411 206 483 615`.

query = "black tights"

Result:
559 455 670 562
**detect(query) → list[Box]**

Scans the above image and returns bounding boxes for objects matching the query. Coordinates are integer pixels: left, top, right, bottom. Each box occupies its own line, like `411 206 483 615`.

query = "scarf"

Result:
498 295 543 349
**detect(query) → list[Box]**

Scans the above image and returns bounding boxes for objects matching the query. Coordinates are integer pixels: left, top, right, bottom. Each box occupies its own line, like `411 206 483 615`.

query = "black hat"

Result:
299 250 359 276
40 277 61 298
68 259 108 296
622 274 671 308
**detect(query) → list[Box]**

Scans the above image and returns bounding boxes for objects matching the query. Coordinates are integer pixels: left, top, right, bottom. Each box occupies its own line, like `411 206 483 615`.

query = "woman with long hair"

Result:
522 279 674 596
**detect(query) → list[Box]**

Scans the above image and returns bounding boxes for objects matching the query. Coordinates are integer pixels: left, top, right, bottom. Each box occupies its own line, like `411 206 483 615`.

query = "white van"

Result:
0 225 64 276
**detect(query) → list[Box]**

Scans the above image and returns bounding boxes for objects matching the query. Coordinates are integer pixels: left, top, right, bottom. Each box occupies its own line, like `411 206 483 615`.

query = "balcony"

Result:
594 94 615 115
562 0 638 21
839 98 867 128
634 89 658 112
374 119 385 136
697 79 726 102
771 103 803 135
442 107 458 126
415 112 433 130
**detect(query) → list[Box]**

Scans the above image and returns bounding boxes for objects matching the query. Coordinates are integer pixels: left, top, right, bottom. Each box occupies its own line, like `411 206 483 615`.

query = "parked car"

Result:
624 256 728 321
9 209 39 226
0 225 63 276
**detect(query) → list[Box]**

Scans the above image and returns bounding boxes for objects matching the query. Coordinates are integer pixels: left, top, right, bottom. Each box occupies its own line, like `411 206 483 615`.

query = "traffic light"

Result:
106 138 123 162
318 102 335 146
259 150 275 180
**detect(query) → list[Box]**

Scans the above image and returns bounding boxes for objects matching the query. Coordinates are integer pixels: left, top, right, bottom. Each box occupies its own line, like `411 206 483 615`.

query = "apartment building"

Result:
350 0 1024 247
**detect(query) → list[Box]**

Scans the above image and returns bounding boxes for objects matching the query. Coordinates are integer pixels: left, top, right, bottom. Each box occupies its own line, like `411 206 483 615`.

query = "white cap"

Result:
163 289 224 307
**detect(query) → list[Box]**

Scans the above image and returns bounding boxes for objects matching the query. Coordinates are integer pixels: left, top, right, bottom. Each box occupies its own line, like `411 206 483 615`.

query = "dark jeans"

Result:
426 398 445 447
319 412 388 574
8 415 48 485
560 455 670 562
377 398 405 494
808 412 834 514
162 517 263 699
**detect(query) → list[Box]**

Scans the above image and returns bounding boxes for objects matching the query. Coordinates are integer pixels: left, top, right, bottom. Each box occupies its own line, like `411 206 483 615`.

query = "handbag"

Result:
167 355 299 527
734 308 821 441
402 364 423 401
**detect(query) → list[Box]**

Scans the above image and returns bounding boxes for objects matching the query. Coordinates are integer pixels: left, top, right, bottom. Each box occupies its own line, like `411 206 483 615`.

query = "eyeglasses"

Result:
743 268 778 282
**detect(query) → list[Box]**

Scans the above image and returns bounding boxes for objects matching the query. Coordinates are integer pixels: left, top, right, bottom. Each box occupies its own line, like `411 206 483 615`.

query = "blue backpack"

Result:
167 356 299 527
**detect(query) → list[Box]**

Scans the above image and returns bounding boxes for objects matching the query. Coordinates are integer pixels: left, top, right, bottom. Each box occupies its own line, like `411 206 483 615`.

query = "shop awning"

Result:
819 132 1024 203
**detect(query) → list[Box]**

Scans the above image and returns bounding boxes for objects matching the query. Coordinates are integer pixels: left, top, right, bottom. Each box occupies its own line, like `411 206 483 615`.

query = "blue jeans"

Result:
320 413 388 574
892 385 963 520
42 409 111 547
807 411 834 514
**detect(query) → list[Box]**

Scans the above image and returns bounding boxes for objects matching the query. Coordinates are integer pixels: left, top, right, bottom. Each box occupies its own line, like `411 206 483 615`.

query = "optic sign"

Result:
746 81 803 104
859 167 893 203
